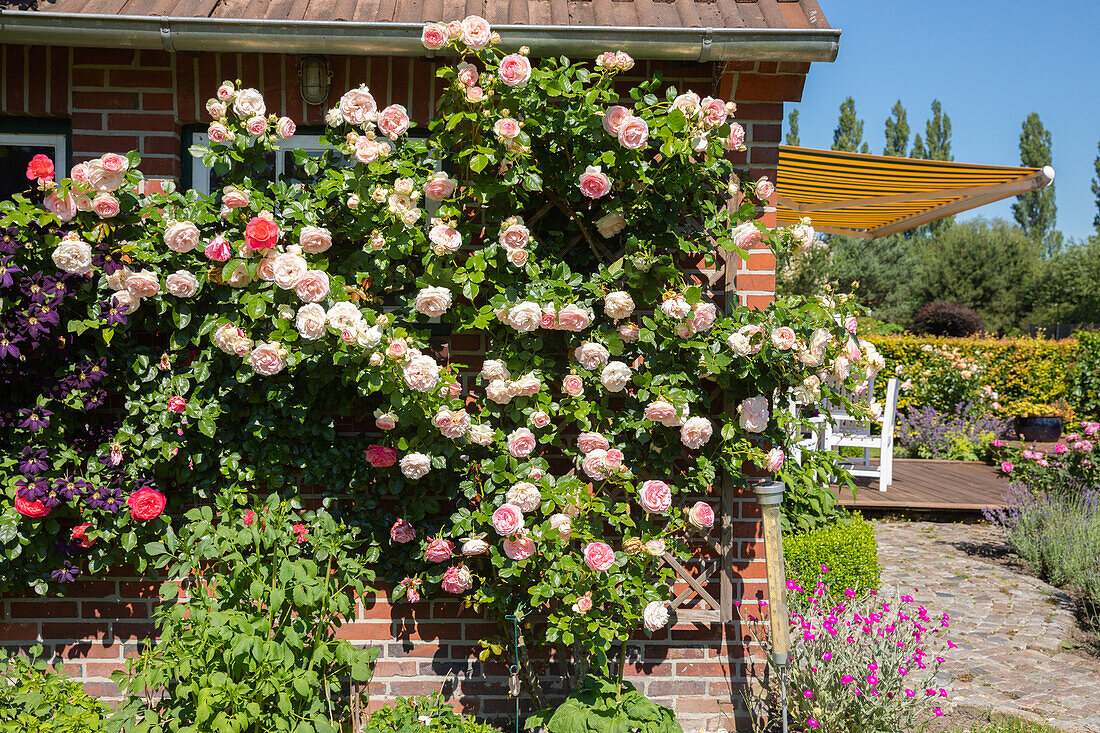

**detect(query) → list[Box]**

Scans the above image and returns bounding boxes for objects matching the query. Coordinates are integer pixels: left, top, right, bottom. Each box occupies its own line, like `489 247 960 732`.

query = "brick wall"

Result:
0 42 808 732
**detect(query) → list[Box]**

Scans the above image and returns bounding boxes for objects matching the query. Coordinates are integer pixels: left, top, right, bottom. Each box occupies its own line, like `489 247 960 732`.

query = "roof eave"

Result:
0 10 841 63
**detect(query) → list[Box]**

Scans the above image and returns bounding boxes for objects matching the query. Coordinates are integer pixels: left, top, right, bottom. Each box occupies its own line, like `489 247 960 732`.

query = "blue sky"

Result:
791 0 1100 241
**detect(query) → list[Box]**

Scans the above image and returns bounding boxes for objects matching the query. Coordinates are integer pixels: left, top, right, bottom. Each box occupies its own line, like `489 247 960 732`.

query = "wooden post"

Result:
753 480 789 664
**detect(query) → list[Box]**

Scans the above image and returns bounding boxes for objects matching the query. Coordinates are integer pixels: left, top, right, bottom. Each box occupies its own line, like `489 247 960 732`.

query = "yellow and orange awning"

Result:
776 145 1054 239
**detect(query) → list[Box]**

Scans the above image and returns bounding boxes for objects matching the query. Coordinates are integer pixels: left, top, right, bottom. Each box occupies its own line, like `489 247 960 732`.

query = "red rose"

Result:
26 154 55 182
15 496 51 518
365 445 398 468
128 486 166 521
71 522 96 548
167 396 187 413
244 216 279 250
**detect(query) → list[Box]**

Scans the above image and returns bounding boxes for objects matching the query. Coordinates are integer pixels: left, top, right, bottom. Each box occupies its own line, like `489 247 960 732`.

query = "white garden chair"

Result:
821 376 899 491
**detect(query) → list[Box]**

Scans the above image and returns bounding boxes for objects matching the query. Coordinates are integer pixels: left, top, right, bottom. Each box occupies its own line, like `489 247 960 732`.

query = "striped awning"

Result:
776 145 1055 239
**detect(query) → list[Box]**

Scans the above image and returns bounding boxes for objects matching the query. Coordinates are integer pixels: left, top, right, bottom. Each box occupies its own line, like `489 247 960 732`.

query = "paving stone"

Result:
874 521 1100 732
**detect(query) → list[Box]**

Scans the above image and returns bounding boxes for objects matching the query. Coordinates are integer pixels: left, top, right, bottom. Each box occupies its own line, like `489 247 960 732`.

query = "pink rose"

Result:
378 104 410 139
204 236 231 262
504 536 536 561
441 565 473 593
355 137 381 164
581 450 608 480
617 115 649 150
530 411 551 429
125 270 160 298
755 176 775 200
424 539 454 562
249 342 287 376
739 396 770 433
246 115 267 136
100 152 127 173
208 122 229 143
557 304 591 332
680 416 713 449
244 216 279 250
91 193 119 218
167 396 187 413
723 122 746 150
732 222 764 249
390 518 415 543
339 86 377 125
499 223 530 250
691 303 717 332
276 116 296 139
25 153 54 181
688 501 715 530
845 316 859 334
619 323 639 343
429 224 462 253
223 188 249 209
421 22 448 50
457 62 479 87
299 226 332 254
492 504 526 538
164 221 200 253
460 15 491 49
578 165 611 199
44 191 77 222
562 374 585 397
465 86 485 103
602 105 630 135
573 594 593 613
403 354 441 393
766 448 785 472
375 412 397 431
583 542 616 572
423 173 456 201
294 270 330 303
771 327 796 351
166 270 199 298
645 401 678 424
701 97 728 127
499 54 532 87
494 117 521 140
577 432 610 454
549 513 572 539
507 428 537 458
639 480 672 514
366 445 398 468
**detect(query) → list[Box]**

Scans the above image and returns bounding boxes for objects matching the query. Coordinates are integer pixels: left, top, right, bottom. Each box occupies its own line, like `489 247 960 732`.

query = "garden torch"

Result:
753 479 790 732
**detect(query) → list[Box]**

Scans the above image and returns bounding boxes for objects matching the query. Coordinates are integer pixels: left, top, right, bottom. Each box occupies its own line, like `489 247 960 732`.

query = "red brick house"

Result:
0 2 837 729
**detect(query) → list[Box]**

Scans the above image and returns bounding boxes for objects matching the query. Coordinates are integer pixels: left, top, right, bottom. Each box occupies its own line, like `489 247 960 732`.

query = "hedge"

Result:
867 334 1099 421
784 514 881 593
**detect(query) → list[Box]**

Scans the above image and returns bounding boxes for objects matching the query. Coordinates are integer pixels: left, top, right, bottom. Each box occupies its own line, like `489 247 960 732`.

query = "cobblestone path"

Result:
875 521 1100 732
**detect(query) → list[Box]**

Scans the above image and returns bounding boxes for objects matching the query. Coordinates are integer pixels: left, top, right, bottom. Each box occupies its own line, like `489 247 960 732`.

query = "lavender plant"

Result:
896 401 1008 461
748 575 953 733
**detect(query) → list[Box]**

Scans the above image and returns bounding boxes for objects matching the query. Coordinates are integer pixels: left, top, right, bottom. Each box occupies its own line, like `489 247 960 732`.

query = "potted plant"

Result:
1010 399 1074 442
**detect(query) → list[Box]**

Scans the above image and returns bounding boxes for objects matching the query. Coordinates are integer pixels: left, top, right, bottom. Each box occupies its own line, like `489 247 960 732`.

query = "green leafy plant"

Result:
364 693 500 733
525 676 682 733
784 514 880 593
112 495 377 733
0 644 112 732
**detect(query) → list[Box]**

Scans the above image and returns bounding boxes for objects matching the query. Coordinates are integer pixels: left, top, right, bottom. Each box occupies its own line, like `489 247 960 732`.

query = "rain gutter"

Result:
0 10 840 62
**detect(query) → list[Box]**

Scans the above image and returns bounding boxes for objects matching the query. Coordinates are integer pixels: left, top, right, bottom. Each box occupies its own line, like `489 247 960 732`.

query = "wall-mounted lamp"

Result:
298 56 331 106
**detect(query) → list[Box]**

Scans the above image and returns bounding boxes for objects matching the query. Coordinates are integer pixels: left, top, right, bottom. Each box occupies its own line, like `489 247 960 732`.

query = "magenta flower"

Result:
803 690 813 698
806 719 819 729
840 675 854 685
934 708 944 717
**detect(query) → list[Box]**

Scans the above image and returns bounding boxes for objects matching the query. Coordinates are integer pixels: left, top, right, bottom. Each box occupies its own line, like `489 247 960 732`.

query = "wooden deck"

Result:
832 458 1009 514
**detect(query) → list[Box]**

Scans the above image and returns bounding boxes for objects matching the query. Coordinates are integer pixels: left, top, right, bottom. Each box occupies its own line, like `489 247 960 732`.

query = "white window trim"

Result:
188 132 328 195
0 132 68 179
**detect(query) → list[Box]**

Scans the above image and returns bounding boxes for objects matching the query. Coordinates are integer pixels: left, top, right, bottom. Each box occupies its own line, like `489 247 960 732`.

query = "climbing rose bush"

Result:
1 14 881 692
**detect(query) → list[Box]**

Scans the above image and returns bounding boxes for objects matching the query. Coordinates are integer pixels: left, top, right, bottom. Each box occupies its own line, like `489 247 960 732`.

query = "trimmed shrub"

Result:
784 514 881 592
1070 331 1100 420
910 301 984 337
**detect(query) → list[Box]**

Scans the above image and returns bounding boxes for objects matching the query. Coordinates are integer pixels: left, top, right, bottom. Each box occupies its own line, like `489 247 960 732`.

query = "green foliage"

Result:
1093 139 1100 233
0 645 112 732
526 677 682 733
1012 112 1057 251
364 694 500 733
915 100 952 162
113 496 378 733
785 108 800 146
1070 331 1100 420
953 716 1061 733
784 515 881 593
913 219 1041 334
1028 235 1100 326
882 100 909 157
832 97 865 153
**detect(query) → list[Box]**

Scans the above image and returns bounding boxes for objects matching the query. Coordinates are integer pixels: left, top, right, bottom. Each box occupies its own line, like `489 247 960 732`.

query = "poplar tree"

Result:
1012 112 1057 249
883 100 909 157
786 109 800 146
832 97 864 153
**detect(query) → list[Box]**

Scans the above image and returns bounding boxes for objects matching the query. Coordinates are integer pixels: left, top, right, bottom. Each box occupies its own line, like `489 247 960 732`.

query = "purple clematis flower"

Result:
18 406 52 432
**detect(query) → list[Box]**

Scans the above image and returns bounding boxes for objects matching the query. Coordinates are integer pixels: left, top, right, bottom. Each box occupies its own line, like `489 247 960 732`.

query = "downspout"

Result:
0 11 840 63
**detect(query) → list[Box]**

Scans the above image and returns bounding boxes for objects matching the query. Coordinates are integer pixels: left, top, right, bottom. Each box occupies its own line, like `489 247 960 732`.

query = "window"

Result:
186 131 330 195
0 130 68 202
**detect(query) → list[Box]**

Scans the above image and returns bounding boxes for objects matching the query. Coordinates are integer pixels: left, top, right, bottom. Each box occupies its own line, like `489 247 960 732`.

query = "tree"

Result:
1091 139 1100 232
832 97 864 153
883 100 909 157
1012 112 1058 250
786 108 800 146
910 134 925 159
915 219 1041 333
919 100 952 161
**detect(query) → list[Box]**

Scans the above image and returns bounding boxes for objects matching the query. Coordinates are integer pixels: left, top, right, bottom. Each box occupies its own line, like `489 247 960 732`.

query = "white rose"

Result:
600 361 632 392
51 240 93 275
595 211 626 238
506 482 542 512
481 359 511 382
165 270 199 298
357 324 384 349
273 252 308 290
549 513 572 540
662 296 691 320
469 424 494 446
738 396 770 433
295 303 328 340
643 601 670 632
400 452 431 480
111 290 141 315
486 380 514 405
327 301 363 332
232 87 266 118
125 270 160 298
403 354 441 392
574 342 610 371
506 301 542 332
603 291 635 320
415 286 452 317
